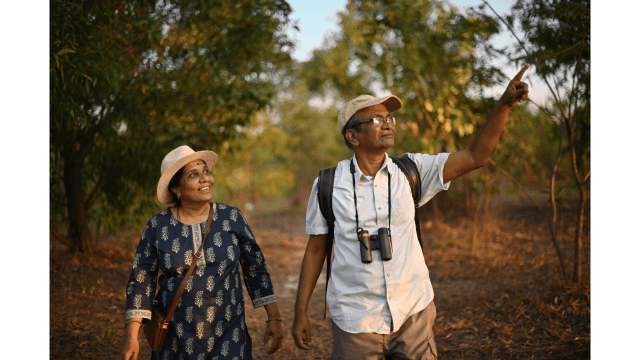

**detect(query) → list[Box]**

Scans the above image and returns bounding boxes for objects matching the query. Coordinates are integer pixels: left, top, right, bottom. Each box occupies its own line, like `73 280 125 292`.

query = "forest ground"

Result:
50 193 590 359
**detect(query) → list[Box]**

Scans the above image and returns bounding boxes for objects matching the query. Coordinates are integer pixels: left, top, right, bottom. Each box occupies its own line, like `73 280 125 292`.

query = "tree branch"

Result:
79 111 114 160
527 98 559 122
548 119 567 280
84 163 120 210
487 158 567 279
50 222 73 248
480 0 570 122
412 79 437 132
84 166 113 210
565 36 585 139
563 37 588 186
550 121 563 224
488 159 542 214
571 35 587 135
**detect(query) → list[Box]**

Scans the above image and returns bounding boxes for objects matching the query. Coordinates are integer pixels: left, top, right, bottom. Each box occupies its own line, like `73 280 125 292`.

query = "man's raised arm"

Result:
443 64 530 184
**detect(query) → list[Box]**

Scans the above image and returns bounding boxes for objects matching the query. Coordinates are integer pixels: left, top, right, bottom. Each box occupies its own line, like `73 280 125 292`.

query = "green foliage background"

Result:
50 0 589 249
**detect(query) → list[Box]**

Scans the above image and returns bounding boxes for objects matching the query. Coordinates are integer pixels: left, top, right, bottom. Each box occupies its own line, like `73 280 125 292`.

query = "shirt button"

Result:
378 207 381 210
375 185 378 187
387 274 390 277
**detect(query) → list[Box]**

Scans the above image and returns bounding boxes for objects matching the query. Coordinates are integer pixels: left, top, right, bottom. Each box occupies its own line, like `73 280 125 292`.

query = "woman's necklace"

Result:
176 203 209 224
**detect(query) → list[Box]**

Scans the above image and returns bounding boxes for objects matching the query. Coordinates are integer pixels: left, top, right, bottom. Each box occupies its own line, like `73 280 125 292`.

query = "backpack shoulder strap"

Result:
317 166 337 318
317 166 337 223
391 155 421 205
391 155 424 252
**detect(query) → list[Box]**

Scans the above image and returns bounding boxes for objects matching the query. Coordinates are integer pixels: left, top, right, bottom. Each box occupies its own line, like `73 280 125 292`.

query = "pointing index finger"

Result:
513 64 530 82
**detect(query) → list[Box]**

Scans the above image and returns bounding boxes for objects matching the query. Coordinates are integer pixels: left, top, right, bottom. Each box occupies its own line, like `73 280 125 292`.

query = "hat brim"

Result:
156 150 218 204
371 95 402 114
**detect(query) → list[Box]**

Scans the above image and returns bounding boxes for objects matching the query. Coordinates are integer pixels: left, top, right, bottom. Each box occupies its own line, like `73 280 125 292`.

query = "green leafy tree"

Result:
50 0 294 253
212 111 296 222
480 0 590 282
297 0 503 217
305 0 500 151
272 64 352 209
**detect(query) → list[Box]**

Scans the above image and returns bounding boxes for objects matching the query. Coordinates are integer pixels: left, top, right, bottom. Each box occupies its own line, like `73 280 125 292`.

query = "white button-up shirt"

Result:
306 152 450 334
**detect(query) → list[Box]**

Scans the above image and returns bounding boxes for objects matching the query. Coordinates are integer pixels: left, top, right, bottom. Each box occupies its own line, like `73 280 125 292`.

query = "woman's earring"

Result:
177 193 181 200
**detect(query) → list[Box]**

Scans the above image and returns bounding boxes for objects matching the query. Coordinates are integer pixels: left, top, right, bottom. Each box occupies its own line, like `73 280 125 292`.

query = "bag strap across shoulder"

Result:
316 156 424 317
317 166 336 318
163 202 215 323
390 155 424 251
390 155 421 206
317 167 337 224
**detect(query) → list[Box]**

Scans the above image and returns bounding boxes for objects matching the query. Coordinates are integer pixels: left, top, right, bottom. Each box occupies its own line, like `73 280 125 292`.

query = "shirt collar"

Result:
351 153 395 180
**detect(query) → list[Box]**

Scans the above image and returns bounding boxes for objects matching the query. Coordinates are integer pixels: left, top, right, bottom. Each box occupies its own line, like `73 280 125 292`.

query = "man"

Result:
292 65 530 359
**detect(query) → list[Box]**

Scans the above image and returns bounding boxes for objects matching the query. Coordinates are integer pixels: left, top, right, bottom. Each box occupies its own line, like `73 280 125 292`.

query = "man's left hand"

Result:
499 64 530 107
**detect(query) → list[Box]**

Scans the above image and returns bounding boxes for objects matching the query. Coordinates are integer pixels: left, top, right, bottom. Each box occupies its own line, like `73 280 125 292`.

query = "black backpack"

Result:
316 154 424 316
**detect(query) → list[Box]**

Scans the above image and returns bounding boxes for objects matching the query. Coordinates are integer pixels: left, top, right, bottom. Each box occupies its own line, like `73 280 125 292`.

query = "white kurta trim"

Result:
252 294 277 308
126 309 151 320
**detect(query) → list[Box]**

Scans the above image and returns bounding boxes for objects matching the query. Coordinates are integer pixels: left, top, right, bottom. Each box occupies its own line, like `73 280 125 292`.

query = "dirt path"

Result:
50 203 589 359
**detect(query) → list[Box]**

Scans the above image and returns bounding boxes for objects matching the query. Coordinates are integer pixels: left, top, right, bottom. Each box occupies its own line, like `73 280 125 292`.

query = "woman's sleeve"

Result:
235 209 277 309
124 218 159 322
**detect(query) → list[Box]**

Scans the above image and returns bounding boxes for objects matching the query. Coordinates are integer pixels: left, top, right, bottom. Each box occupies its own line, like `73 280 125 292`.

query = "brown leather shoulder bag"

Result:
144 203 214 352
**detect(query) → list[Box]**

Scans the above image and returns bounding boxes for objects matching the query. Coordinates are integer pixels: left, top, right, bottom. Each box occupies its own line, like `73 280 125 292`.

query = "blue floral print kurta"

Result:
125 203 276 360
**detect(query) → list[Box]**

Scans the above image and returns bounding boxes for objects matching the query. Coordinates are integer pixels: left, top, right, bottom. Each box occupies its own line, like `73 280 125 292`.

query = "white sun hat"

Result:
156 145 218 204
337 94 402 134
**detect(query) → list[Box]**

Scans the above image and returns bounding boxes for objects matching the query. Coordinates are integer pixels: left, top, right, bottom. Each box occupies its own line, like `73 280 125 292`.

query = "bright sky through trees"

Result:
286 0 550 105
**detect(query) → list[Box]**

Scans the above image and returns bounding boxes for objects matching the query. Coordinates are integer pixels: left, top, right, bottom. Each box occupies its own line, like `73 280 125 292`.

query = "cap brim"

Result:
380 95 402 113
356 95 402 114
156 150 218 204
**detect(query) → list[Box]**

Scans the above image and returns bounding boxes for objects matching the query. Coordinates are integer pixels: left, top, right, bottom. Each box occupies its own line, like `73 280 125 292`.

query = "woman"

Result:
121 145 283 360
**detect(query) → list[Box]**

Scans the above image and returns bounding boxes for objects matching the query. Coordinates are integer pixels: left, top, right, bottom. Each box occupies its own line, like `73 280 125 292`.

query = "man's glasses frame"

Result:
351 115 396 129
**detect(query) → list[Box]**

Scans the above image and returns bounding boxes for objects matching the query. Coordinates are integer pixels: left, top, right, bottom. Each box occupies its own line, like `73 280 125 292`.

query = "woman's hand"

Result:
121 335 140 360
121 320 142 360
262 319 284 354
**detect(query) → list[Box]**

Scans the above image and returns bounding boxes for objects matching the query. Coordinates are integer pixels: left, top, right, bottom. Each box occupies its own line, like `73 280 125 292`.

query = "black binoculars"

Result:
357 227 392 263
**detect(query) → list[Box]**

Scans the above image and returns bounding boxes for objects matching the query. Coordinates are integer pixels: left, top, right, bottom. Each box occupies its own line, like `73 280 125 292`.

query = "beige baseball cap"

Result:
338 94 402 133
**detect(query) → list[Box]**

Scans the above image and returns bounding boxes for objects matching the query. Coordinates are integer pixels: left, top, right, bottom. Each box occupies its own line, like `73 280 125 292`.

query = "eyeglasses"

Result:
352 115 396 129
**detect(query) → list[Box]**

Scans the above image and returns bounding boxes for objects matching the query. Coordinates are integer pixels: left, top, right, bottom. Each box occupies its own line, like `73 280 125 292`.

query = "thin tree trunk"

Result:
548 122 568 280
563 100 589 284
488 159 567 279
63 150 93 254
573 183 587 283
464 176 473 217
483 0 587 284
564 37 589 285
471 192 485 255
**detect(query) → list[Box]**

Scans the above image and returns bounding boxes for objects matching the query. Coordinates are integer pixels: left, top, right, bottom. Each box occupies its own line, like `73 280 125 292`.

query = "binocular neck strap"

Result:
388 168 391 229
350 158 392 232
350 159 361 231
